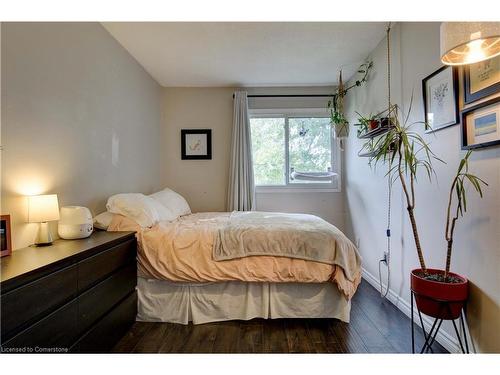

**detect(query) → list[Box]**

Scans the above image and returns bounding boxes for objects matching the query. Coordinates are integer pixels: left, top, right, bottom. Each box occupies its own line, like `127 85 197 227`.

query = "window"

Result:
249 117 286 185
250 109 340 192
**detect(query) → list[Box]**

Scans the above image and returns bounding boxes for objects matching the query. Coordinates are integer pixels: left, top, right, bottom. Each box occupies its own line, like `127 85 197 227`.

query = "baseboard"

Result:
361 268 461 353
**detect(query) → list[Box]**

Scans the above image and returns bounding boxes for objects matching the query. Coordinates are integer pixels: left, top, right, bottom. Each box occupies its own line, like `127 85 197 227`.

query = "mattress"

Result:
108 212 361 299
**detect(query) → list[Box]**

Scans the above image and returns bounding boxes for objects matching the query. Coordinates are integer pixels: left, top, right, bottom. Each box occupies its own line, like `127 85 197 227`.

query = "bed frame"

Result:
136 277 351 325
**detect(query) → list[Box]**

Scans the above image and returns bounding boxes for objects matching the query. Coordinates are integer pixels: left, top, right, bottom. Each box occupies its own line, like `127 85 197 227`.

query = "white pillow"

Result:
154 201 178 222
93 211 115 230
106 193 177 228
150 188 191 217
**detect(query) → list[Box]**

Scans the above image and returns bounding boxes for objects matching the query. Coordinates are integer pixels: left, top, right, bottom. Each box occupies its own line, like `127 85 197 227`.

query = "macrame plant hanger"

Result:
379 22 393 298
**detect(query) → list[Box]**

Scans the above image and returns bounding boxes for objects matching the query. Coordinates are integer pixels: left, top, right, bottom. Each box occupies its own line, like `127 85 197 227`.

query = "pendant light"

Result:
440 22 500 66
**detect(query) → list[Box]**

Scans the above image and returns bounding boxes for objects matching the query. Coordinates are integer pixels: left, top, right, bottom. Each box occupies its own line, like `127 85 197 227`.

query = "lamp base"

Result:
34 242 53 247
35 222 54 246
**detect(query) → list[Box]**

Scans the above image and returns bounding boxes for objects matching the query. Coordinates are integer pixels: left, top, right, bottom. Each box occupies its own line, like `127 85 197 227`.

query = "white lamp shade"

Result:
441 22 500 65
28 194 60 223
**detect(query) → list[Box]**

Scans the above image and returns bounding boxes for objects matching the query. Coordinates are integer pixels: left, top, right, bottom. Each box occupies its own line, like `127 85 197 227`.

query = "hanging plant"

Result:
355 111 380 136
328 61 373 138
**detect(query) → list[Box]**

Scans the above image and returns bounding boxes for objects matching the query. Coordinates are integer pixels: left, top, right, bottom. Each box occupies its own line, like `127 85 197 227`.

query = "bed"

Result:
101 190 362 325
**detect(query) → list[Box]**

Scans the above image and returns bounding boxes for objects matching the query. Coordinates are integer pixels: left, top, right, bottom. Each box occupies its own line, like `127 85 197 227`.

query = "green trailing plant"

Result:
366 102 443 273
328 61 373 137
330 105 349 137
444 150 487 280
354 113 369 136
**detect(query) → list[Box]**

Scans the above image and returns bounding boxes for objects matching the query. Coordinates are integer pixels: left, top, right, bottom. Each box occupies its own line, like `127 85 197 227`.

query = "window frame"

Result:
250 108 341 193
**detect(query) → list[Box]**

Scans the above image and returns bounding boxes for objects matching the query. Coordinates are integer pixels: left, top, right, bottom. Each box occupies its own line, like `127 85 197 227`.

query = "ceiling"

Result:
102 22 386 87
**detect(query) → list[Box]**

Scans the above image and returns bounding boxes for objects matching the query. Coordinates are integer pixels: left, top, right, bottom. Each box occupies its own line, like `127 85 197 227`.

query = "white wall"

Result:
162 87 234 212
1 23 165 249
255 191 344 229
344 22 499 353
162 86 346 230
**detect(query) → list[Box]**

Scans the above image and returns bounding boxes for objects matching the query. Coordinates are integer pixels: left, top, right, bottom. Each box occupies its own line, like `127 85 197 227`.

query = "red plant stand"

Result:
411 290 471 353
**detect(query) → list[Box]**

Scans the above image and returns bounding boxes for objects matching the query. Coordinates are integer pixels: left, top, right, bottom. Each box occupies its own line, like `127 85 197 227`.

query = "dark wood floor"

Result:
112 280 447 353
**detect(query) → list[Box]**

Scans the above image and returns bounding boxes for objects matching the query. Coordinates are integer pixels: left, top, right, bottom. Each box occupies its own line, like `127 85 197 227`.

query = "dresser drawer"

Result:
1 264 78 341
2 298 79 351
78 262 136 334
72 291 137 353
78 238 136 292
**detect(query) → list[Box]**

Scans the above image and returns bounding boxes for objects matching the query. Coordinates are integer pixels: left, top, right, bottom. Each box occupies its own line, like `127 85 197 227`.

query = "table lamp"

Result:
28 194 60 246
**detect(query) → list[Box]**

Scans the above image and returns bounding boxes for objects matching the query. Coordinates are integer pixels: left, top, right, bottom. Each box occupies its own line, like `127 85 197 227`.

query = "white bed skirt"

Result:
137 277 350 325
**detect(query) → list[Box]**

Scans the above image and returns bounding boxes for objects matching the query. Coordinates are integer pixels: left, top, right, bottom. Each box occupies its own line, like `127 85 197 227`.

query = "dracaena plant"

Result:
444 150 487 280
366 101 443 273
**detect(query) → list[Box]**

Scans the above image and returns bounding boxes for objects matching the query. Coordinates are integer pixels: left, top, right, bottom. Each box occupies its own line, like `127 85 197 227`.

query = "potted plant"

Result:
380 116 392 128
328 61 373 137
368 104 487 320
370 104 438 274
411 150 487 319
369 117 380 130
356 112 379 136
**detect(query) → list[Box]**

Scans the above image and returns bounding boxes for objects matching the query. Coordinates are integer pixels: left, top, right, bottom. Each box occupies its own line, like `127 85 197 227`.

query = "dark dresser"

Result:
0 231 137 353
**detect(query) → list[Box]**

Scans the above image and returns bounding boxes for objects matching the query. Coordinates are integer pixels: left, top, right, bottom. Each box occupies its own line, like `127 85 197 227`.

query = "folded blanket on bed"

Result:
213 211 361 282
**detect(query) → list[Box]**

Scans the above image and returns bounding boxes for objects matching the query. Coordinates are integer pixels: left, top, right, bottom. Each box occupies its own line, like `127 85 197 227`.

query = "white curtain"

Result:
227 91 255 211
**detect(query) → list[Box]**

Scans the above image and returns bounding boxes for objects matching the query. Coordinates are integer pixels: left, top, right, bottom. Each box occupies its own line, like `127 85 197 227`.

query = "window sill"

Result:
255 186 341 194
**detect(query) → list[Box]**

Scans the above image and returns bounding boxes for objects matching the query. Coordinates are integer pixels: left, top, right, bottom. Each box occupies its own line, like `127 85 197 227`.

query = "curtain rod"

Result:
232 94 334 99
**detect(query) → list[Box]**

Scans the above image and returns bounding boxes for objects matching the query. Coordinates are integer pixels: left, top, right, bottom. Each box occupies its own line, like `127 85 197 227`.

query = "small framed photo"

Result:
422 66 459 132
462 97 500 150
1 214 12 257
181 129 212 160
464 55 500 105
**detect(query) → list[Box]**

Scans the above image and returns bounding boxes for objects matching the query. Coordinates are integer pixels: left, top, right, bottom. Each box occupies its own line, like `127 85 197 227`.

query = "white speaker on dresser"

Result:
58 206 93 239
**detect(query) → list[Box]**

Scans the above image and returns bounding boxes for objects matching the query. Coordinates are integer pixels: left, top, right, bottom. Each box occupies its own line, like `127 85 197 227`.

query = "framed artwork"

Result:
462 96 500 150
464 55 500 105
181 129 212 160
422 66 459 132
1 214 12 257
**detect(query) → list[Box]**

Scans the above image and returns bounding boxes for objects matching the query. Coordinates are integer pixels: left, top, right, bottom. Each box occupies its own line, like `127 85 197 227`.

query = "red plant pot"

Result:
411 268 468 320
369 120 379 130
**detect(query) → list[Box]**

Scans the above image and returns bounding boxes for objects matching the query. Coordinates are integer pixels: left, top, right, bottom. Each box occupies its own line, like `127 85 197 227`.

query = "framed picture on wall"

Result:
464 55 500 105
422 66 459 132
1 215 12 257
181 129 212 160
461 96 500 150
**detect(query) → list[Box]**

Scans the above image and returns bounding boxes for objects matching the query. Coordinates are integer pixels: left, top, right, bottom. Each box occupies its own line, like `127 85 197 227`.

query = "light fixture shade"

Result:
441 22 500 65
28 194 60 223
